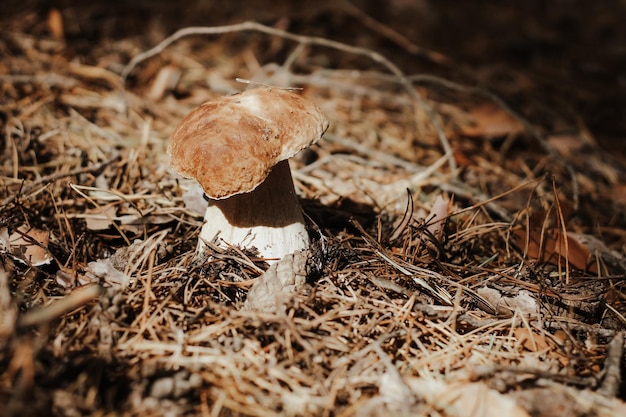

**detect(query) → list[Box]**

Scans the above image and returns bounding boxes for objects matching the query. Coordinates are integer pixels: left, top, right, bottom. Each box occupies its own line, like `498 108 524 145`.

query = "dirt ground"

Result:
1 1 625 416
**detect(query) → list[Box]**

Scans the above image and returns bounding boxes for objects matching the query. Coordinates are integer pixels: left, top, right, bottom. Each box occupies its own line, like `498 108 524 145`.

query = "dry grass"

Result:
1 4 625 417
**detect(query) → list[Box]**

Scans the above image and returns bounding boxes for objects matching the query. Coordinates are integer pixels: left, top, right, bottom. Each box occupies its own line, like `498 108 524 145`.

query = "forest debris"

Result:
514 328 550 353
376 370 415 410
614 184 626 206
476 287 538 317
0 226 54 267
149 370 203 399
547 133 586 159
512 384 626 417
1 3 625 416
377 153 450 210
147 65 181 101
113 233 169 273
597 331 625 397
568 232 626 272
55 266 83 289
244 250 309 312
408 378 530 417
87 258 130 287
60 90 126 112
68 63 124 90
83 206 117 231
17 283 103 328
425 194 450 241
374 249 453 305
0 265 16 337
514 228 626 273
47 8 64 40
548 133 622 185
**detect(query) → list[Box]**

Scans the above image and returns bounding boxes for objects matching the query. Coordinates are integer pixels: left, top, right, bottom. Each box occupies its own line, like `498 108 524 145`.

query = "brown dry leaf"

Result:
47 8 64 39
458 102 524 138
547 133 585 159
3 226 54 267
614 184 626 206
568 232 626 272
514 328 549 352
514 228 599 273
548 330 572 367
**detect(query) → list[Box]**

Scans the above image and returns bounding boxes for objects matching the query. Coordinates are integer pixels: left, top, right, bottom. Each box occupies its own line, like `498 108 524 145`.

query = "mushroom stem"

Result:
197 160 309 263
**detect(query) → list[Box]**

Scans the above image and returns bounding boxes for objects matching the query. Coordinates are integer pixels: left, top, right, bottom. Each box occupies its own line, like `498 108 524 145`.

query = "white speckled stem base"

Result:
196 160 309 263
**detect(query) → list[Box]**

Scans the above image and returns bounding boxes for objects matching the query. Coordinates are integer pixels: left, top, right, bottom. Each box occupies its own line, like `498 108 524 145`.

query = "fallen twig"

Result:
18 283 104 328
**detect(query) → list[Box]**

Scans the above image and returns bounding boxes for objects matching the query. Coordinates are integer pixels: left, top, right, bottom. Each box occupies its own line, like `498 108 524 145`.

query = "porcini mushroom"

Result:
169 87 328 263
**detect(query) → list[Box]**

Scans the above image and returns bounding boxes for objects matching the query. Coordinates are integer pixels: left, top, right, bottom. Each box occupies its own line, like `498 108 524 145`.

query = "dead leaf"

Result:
47 8 64 39
84 206 117 231
87 258 130 287
514 328 549 352
614 184 626 206
513 228 606 273
457 102 524 138
568 232 626 272
1 226 54 267
547 133 585 159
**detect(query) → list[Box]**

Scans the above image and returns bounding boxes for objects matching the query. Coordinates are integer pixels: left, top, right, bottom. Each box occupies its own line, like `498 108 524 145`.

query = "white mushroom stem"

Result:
196 160 309 263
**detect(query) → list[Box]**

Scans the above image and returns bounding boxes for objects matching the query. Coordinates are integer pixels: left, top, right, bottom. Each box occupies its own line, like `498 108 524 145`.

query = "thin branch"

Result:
339 0 453 65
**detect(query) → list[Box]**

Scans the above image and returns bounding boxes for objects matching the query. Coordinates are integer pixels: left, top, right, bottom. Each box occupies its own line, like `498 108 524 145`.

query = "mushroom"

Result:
169 87 328 263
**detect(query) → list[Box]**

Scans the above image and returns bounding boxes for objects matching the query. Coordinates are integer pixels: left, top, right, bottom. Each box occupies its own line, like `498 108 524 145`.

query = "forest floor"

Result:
1 1 625 416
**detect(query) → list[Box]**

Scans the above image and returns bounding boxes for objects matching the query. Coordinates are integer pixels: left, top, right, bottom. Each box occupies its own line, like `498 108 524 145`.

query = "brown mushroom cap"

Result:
168 88 329 199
